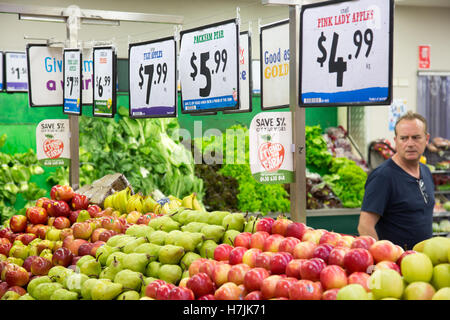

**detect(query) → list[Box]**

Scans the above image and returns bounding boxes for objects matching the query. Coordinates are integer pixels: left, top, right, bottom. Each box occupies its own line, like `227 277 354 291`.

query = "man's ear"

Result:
426 133 431 144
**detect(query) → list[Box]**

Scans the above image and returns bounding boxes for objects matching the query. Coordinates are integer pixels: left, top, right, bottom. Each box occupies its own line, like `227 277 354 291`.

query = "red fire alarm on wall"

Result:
418 45 430 69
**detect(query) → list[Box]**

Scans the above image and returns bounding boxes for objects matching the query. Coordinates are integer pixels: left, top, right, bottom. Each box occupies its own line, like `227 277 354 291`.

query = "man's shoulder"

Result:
369 159 397 178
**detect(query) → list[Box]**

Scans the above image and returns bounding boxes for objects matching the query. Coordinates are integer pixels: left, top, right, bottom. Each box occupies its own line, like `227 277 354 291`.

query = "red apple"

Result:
72 222 93 240
263 234 284 252
35 197 49 208
343 248 374 274
53 216 71 230
6 285 26 296
90 241 105 257
254 251 274 271
4 264 29 287
186 272 215 299
211 263 232 287
351 235 376 250
260 275 283 299
285 222 307 240
302 229 325 244
14 233 37 246
168 286 195 300
374 260 401 273
244 290 263 300
293 241 317 259
299 258 327 282
78 242 95 256
155 283 175 300
347 272 370 292
71 193 90 211
214 282 244 300
0 228 14 242
63 236 88 256
328 246 351 267
9 215 28 233
289 279 322 300
197 294 216 300
214 243 233 262
52 247 73 267
53 201 71 218
188 258 208 277
250 231 270 250
68 210 81 224
233 232 252 248
50 185 74 202
227 263 251 285
320 265 348 290
136 214 152 225
255 217 275 233
198 260 218 280
145 279 166 298
243 267 270 292
90 228 107 243
98 229 118 242
35 225 50 240
369 240 402 263
312 243 334 264
0 242 12 256
228 246 248 265
278 237 301 254
285 259 307 279
59 228 73 240
22 256 39 272
322 288 340 300
30 256 52 276
319 231 342 246
336 235 355 248
87 205 102 218
242 248 262 268
101 217 123 233
27 207 49 225
271 217 292 236
0 281 9 299
274 276 297 298
270 252 293 275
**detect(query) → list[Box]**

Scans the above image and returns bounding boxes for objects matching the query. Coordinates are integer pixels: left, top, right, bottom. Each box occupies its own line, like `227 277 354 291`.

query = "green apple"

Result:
368 269 404 299
422 237 450 265
401 252 433 283
403 281 435 300
336 284 369 300
431 263 450 290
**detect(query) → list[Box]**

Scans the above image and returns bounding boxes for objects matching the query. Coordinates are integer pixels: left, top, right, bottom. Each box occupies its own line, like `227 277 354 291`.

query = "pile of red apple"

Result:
144 217 414 300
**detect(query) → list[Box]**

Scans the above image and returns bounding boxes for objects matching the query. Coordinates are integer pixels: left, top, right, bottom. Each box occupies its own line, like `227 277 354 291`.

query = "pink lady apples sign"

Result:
249 112 293 184
36 119 70 167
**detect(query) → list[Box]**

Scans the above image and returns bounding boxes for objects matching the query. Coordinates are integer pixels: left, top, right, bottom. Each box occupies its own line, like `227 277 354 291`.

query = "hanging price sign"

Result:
0 52 3 91
179 19 239 113
5 51 28 92
63 49 82 115
300 0 393 107
129 37 177 118
93 47 117 118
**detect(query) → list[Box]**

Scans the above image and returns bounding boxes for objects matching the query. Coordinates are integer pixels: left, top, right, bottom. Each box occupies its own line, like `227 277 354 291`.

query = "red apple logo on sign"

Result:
43 134 64 159
258 135 285 172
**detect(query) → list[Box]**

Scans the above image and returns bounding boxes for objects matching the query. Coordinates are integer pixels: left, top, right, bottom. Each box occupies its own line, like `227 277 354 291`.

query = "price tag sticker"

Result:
179 19 239 113
0 52 3 90
5 51 28 92
63 49 82 115
93 47 116 118
129 37 177 118
300 0 393 107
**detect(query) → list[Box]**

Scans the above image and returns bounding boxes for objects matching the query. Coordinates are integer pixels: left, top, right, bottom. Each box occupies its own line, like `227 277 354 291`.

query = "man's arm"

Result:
357 211 380 240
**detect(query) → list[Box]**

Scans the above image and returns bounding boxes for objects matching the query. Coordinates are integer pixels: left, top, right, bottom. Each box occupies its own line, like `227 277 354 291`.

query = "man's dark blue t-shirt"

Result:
361 158 435 250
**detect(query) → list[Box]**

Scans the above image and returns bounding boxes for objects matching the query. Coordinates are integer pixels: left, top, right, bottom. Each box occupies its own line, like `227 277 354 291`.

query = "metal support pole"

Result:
289 5 306 223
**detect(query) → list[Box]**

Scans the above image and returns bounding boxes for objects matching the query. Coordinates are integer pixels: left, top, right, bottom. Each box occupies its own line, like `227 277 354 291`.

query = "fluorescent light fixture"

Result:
19 13 66 23
81 17 120 26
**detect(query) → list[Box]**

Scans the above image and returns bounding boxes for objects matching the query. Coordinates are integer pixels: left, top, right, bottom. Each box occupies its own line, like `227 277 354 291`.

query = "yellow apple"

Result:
422 237 450 265
432 287 450 300
403 281 435 300
431 263 450 290
401 252 433 283
368 269 404 299
336 284 369 300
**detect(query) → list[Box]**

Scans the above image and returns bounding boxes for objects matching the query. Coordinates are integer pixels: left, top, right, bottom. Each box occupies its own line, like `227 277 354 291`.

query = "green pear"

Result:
123 237 148 254
208 211 231 225
33 282 64 300
244 216 258 233
79 259 102 278
175 232 203 252
165 230 184 246
116 236 138 251
148 216 173 230
160 218 181 233
101 255 124 281
64 273 89 295
114 269 143 291
105 251 127 266
81 279 102 300
201 225 225 243
126 225 154 239
148 230 168 245
182 269 190 279
181 222 208 233
184 210 203 224
76 210 91 222
91 281 123 300
180 252 202 271
76 255 95 269
96 244 120 266
157 264 182 285
27 275 52 298
1 291 21 300
168 207 186 223
199 240 218 259
158 245 185 264
133 243 161 261
106 235 129 247
48 266 74 285
145 261 161 278
116 290 141 300
50 288 79 300
177 209 194 225
222 213 245 232
18 293 35 300
223 230 241 246
122 253 151 273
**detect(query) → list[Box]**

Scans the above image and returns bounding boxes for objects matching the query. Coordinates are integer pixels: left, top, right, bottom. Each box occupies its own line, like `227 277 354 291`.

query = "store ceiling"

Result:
395 0 450 7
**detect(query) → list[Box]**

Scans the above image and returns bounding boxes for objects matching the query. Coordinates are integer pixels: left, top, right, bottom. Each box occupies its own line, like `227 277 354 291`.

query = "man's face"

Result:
394 119 429 162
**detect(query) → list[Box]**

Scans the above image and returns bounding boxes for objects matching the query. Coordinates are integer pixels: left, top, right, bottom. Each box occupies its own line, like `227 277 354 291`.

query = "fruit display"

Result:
0 184 449 300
